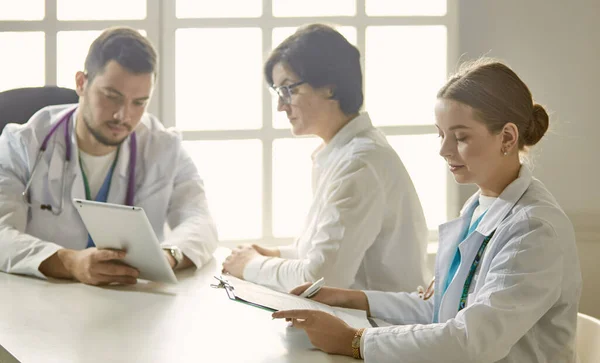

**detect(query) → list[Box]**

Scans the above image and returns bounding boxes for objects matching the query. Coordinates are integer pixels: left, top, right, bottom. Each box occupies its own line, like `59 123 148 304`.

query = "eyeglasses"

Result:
270 81 305 105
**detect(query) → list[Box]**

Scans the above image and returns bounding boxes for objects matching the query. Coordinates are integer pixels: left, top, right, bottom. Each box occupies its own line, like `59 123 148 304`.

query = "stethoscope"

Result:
21 108 137 215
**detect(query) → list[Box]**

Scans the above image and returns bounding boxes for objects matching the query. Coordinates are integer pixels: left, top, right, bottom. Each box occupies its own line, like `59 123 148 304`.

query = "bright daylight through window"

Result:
0 0 456 248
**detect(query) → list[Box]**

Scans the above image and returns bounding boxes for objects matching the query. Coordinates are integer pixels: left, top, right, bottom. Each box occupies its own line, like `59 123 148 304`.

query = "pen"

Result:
299 277 325 298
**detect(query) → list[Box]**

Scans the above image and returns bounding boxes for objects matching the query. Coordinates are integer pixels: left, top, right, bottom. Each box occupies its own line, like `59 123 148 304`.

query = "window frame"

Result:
0 0 459 249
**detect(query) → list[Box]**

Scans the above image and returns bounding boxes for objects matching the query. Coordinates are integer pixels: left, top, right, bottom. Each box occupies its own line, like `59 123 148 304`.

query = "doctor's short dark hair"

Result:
84 27 158 83
264 23 363 115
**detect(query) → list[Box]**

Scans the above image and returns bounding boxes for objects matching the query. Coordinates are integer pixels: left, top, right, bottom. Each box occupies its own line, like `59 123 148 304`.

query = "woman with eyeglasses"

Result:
222 24 429 294
271 59 582 362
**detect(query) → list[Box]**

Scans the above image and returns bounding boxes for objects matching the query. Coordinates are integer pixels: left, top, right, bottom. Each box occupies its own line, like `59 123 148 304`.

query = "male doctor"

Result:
0 27 218 286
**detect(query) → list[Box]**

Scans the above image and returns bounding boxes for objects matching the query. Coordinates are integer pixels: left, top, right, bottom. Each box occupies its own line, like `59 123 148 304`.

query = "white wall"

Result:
457 0 600 318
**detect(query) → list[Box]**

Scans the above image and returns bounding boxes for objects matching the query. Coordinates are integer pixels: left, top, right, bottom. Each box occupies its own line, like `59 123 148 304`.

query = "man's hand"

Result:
42 248 140 286
272 310 357 357
222 245 261 279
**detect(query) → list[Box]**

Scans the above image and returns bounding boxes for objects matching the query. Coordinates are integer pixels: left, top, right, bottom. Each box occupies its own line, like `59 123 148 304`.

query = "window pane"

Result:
183 140 263 240
271 26 357 129
56 30 147 89
177 0 262 18
57 31 100 88
387 134 447 229
0 32 44 92
57 0 146 20
273 0 356 17
0 0 44 20
366 0 447 16
366 26 446 126
176 28 262 130
272 137 321 237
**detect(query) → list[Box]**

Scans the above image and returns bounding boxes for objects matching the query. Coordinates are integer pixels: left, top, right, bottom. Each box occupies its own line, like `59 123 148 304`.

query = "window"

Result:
0 0 458 247
0 0 160 112
0 31 44 92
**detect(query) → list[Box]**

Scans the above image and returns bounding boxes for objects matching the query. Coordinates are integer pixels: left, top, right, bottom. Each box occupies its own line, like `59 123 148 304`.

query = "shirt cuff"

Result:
29 243 64 279
360 328 369 359
242 255 269 283
363 290 393 321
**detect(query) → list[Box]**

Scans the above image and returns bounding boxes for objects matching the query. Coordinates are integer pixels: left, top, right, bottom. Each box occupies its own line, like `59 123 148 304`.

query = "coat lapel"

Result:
435 165 534 322
438 231 486 321
433 210 472 322
106 135 133 205
43 106 85 206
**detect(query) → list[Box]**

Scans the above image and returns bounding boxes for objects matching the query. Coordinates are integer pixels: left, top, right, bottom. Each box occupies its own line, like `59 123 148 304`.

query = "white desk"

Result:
0 248 355 363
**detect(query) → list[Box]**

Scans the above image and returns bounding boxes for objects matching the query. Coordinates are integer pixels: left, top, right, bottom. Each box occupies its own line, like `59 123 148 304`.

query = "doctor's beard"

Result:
82 113 132 147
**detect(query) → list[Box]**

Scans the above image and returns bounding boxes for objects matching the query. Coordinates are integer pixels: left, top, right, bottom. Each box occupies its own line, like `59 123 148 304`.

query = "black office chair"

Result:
0 86 79 134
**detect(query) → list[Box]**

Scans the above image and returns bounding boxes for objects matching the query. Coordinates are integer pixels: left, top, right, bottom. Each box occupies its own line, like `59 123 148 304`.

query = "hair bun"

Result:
524 103 549 146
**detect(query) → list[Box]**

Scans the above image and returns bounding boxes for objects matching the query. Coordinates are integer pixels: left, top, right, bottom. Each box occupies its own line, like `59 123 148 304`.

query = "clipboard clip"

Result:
211 275 233 289
211 275 237 300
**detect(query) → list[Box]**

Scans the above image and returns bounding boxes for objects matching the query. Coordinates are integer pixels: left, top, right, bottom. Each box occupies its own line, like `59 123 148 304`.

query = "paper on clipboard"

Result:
221 276 372 329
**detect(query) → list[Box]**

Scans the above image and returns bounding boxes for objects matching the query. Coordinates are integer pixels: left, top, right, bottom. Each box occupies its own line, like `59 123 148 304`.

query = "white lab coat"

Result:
0 104 218 278
243 113 428 293
361 165 582 363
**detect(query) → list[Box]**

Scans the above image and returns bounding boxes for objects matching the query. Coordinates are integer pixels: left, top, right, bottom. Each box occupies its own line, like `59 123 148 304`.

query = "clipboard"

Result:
211 275 277 312
210 275 374 329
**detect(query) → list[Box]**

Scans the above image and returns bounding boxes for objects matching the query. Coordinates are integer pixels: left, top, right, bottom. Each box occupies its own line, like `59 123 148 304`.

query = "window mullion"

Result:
159 0 177 128
44 0 57 86
152 0 454 244
262 0 275 242
145 0 162 117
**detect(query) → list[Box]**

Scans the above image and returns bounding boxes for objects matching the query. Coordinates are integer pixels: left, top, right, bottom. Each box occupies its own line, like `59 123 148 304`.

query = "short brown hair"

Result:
84 27 158 82
264 23 363 115
438 58 549 149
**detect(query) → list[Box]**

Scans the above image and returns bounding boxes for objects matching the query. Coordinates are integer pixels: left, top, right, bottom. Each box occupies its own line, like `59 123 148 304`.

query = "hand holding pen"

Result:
299 277 325 298
285 278 372 316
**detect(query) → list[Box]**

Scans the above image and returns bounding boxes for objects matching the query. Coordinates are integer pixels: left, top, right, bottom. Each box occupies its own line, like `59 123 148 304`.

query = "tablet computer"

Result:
73 198 178 284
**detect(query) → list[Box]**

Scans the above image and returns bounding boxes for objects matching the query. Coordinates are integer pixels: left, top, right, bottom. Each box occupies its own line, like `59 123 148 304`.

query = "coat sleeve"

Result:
0 127 64 278
361 216 565 363
242 158 385 292
364 290 434 325
162 142 218 269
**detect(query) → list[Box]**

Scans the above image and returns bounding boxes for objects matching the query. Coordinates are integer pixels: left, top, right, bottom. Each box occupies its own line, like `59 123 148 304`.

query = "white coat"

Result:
243 113 428 293
0 104 218 278
361 165 582 363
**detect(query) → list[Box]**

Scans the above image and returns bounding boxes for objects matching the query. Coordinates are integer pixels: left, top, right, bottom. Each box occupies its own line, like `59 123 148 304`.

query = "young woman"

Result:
222 24 428 294
272 59 582 363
